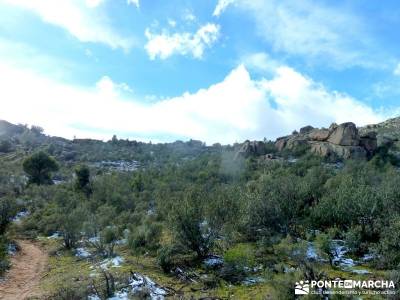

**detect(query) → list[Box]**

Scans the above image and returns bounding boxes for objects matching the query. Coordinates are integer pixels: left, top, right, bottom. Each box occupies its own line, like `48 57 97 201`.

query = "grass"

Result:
33 237 393 300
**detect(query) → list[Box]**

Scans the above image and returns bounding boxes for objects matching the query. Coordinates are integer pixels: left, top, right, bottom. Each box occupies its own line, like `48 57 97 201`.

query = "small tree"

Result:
315 233 335 266
171 191 215 258
101 227 119 257
75 165 91 196
0 197 16 235
23 151 59 185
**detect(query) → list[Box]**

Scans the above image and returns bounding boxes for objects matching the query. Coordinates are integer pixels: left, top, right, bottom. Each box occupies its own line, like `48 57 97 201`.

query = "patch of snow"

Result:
306 243 319 260
284 266 296 273
130 272 167 300
242 276 265 285
100 256 124 269
47 232 62 239
7 243 17 255
115 239 127 245
92 160 139 172
12 211 29 223
108 291 129 300
361 253 375 262
203 255 223 268
75 247 91 258
88 236 100 243
331 240 355 268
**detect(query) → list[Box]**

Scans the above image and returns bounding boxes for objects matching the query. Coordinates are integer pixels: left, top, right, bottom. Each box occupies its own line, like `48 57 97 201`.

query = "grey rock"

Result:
235 140 267 159
327 122 360 146
309 129 331 141
299 125 314 134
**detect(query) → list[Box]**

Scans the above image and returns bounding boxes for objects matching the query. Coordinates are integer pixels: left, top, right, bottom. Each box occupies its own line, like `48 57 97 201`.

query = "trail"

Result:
0 240 48 300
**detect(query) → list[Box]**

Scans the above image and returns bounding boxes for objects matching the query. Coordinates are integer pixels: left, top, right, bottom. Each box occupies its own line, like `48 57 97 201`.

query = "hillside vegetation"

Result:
1 118 400 299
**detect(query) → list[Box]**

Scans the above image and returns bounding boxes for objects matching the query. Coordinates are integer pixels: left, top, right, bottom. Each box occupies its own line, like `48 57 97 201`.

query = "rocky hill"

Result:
236 117 400 161
275 122 377 160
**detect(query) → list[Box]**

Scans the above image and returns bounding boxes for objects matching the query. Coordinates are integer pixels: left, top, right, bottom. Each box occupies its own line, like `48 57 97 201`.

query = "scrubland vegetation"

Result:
1 120 400 299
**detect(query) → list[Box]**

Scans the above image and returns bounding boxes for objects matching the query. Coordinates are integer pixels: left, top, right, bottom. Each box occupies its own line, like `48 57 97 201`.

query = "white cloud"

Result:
242 52 279 73
145 23 220 60
213 0 235 17
183 12 196 22
0 60 389 144
394 63 400 76
1 0 133 51
168 19 176 27
85 0 103 8
228 0 381 69
126 0 139 8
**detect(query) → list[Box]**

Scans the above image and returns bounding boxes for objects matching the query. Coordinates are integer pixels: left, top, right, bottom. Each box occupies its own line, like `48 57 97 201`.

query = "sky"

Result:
1 0 400 144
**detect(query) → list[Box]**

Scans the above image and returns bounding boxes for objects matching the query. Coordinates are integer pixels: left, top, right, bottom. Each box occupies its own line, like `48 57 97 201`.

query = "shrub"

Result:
157 245 179 273
377 217 400 268
0 237 10 275
128 222 162 254
220 244 255 283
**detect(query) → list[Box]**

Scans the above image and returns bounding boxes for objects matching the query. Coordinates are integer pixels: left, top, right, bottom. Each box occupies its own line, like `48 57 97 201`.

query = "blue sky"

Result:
1 0 400 144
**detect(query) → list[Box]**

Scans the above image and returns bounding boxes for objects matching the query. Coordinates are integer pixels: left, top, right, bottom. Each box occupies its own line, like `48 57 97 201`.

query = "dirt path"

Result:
0 240 48 300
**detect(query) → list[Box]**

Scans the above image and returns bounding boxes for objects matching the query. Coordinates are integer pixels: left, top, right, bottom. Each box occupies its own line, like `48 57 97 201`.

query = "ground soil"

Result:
0 240 48 300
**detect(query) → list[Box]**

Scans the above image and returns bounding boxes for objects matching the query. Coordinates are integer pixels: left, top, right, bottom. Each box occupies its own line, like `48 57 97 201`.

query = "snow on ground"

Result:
203 255 223 268
100 256 124 269
7 243 17 256
12 211 29 223
75 247 91 258
47 232 62 239
130 272 167 300
306 239 372 275
88 272 168 300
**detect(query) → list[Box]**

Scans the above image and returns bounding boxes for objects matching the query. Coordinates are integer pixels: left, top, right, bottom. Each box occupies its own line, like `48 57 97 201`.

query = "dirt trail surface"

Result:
0 240 48 300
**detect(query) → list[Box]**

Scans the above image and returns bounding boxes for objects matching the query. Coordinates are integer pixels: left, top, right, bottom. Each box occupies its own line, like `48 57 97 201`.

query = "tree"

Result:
75 164 91 195
30 125 44 135
0 140 12 153
23 151 59 185
0 197 16 235
315 233 335 266
171 189 215 258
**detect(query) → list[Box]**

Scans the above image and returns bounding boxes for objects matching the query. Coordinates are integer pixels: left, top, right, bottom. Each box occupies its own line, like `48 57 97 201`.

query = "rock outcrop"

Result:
275 122 377 160
235 140 267 159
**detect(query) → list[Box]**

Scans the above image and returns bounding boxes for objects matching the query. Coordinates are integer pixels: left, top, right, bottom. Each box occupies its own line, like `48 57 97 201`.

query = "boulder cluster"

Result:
235 141 267 159
275 122 377 160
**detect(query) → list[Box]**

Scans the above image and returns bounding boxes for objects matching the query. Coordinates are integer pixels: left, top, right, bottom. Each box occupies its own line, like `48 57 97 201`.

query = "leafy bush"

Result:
0 237 10 275
128 222 162 254
157 245 181 273
23 151 59 185
377 217 400 268
220 244 255 283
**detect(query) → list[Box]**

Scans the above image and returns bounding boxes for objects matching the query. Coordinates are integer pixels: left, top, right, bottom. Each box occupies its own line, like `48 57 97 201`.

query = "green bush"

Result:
0 237 10 275
128 222 162 254
220 244 255 283
157 245 179 273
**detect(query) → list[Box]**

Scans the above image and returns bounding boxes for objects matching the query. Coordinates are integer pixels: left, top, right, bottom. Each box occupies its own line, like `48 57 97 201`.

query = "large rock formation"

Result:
235 140 268 159
275 122 377 160
327 122 360 146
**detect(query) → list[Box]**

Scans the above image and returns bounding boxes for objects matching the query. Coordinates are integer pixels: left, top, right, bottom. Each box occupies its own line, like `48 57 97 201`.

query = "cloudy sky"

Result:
1 0 400 144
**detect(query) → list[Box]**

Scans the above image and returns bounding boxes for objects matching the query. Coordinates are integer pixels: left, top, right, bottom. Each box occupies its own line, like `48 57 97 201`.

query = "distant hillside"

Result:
0 119 223 166
1 117 399 164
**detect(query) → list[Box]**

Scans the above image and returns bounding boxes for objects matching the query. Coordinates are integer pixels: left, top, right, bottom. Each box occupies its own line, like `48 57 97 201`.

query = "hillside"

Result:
1 118 400 299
